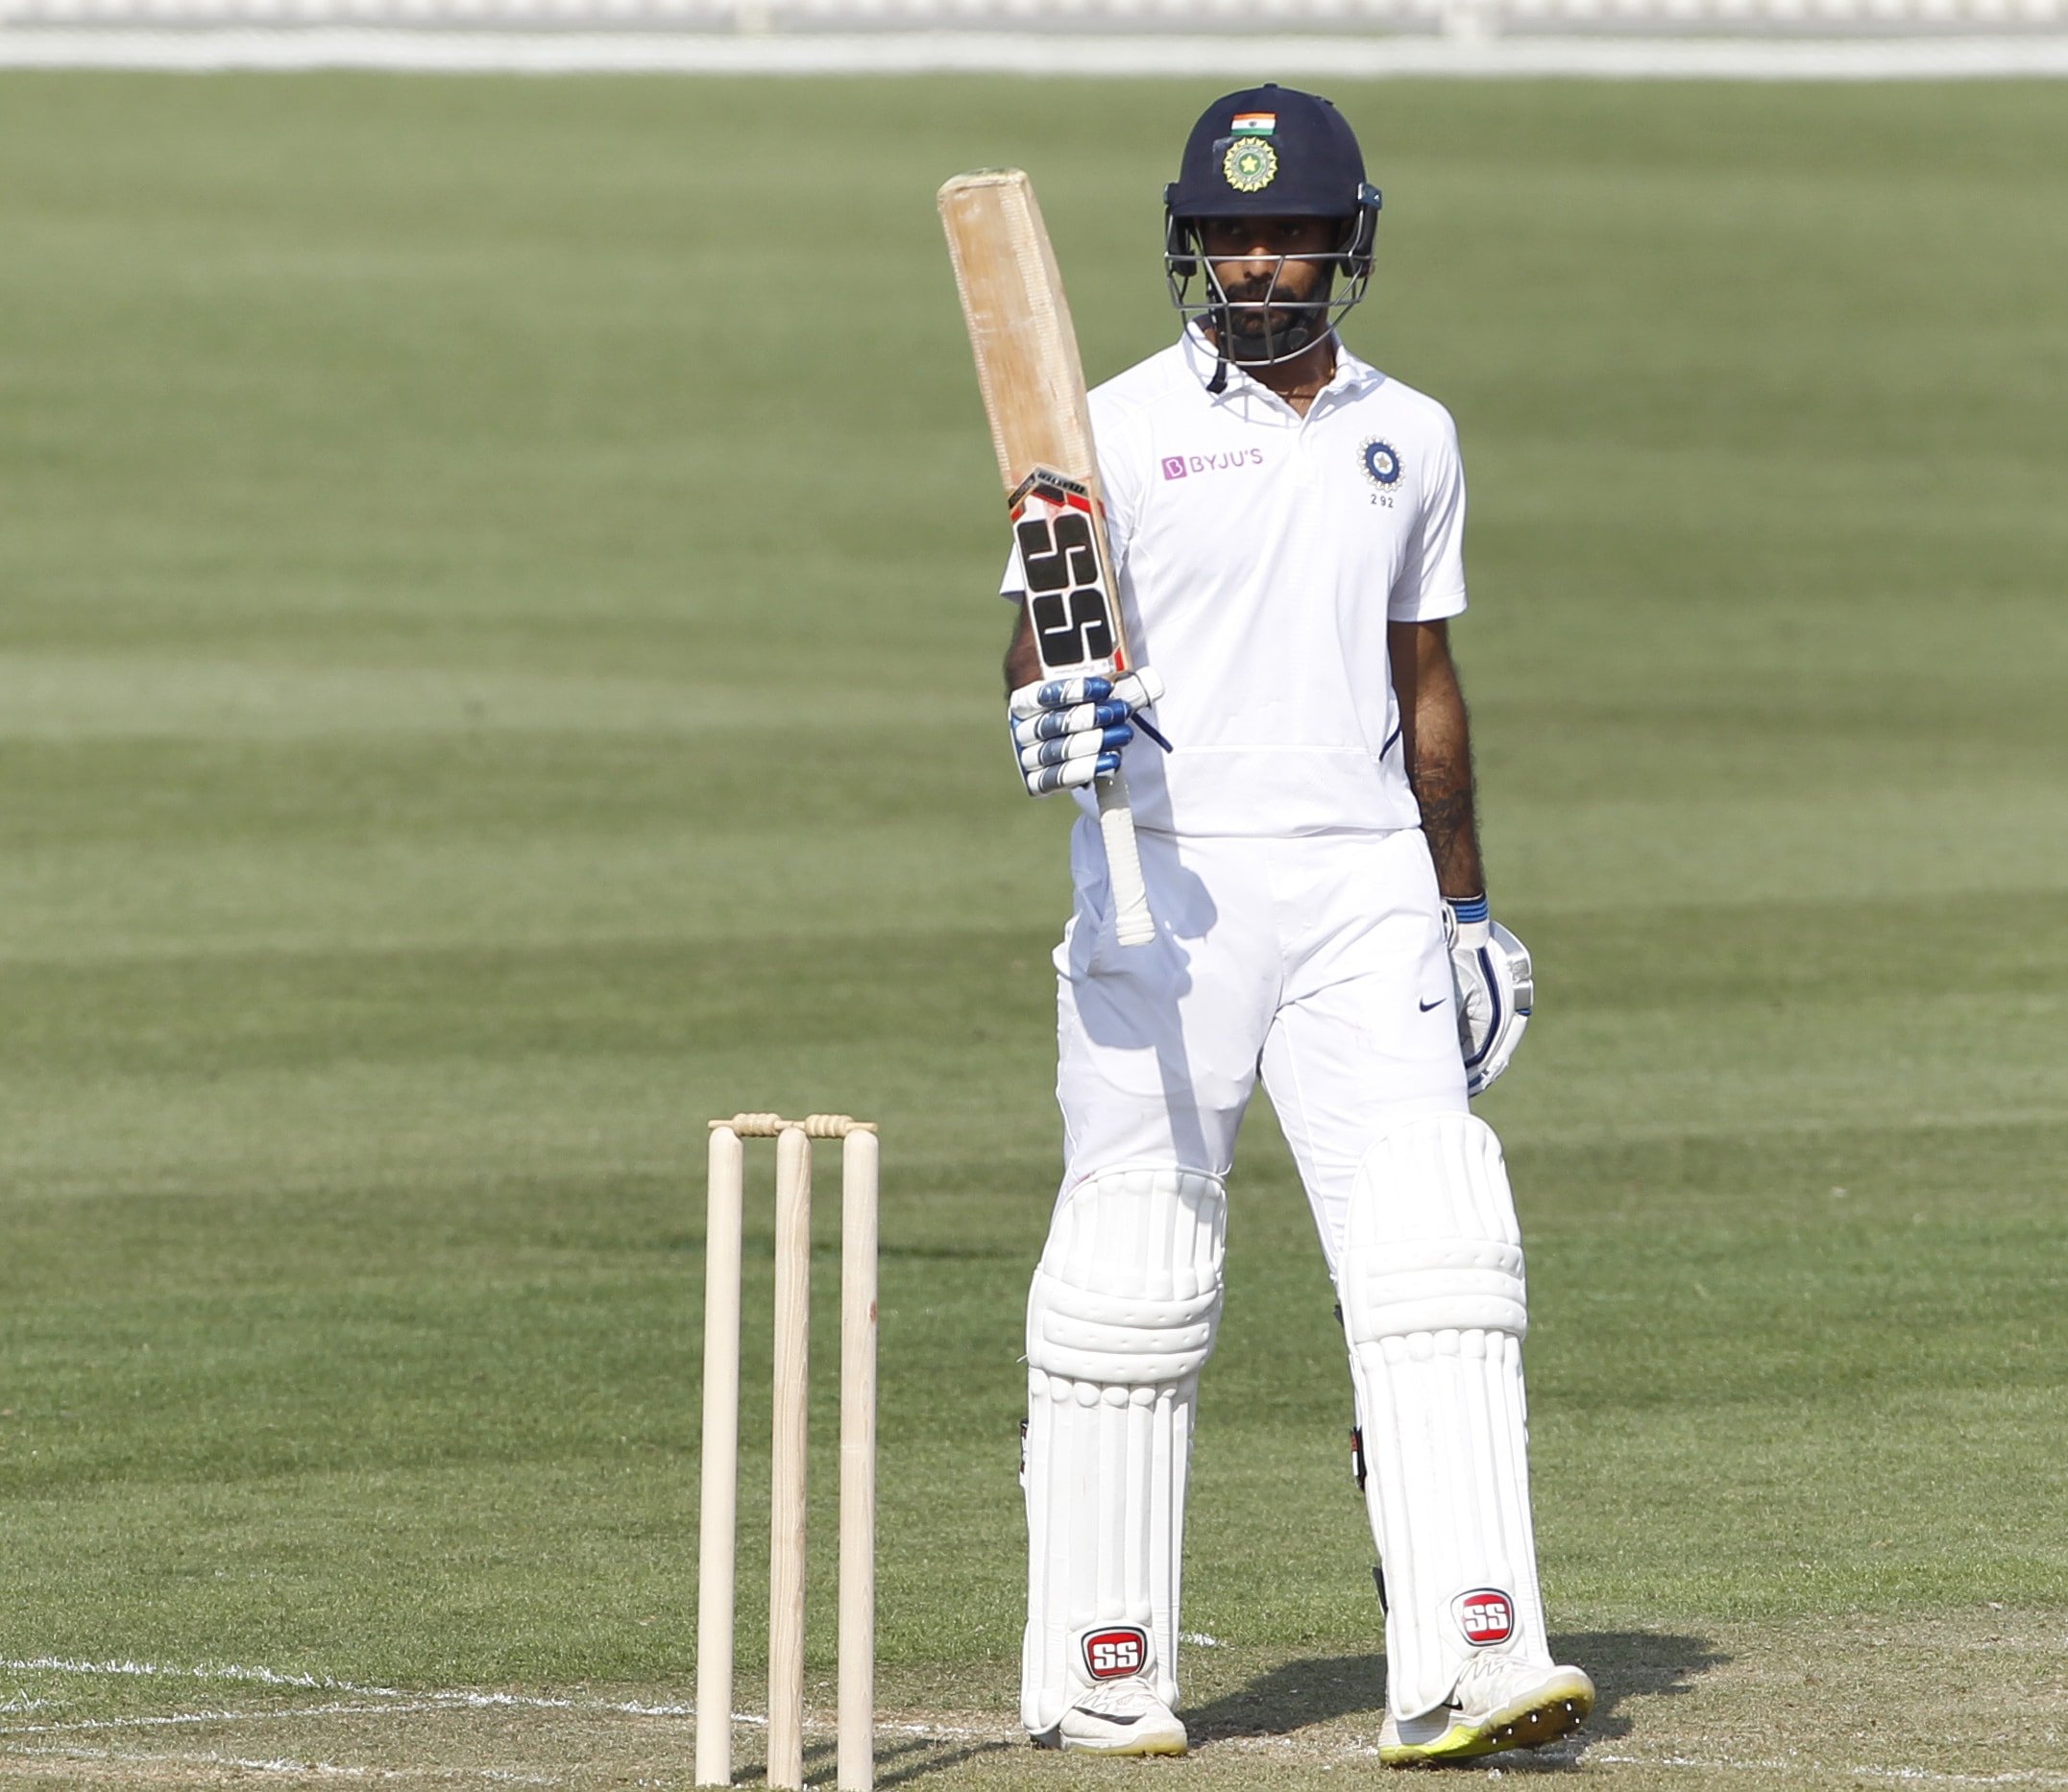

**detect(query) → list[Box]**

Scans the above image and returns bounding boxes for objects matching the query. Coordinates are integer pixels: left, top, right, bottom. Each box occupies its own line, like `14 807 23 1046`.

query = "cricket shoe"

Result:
1377 1657 1594 1767
1031 1678 1187 1756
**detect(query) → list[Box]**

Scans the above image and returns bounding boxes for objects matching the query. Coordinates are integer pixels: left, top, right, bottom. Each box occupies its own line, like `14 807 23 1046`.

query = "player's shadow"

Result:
1185 1629 1725 1763
800 1631 1724 1785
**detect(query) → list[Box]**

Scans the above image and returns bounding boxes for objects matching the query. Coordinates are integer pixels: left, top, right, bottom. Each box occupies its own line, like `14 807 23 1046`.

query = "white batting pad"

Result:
1021 1165 1226 1735
1338 1112 1552 1722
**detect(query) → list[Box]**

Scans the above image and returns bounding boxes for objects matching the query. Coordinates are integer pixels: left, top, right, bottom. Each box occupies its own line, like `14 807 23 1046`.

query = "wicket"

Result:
697 1113 878 1792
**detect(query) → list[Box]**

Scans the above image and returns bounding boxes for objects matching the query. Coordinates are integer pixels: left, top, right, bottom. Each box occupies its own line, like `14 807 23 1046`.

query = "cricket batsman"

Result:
999 86 1595 1763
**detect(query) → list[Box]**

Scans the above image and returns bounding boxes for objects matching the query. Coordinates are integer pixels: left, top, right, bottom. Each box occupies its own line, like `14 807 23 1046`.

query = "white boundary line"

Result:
0 27 2064 75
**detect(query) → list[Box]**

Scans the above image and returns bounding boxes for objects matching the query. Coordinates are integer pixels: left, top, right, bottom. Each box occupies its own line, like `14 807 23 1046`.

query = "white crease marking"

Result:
5 1741 558 1783
0 1653 1011 1748
878 1719 1005 1740
1 1660 702 1724
1 1701 450 1739
2 1657 392 1695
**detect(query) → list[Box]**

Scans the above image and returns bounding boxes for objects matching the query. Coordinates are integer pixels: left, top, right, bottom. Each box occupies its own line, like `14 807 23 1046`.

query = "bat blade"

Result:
937 170 1098 499
939 167 1156 947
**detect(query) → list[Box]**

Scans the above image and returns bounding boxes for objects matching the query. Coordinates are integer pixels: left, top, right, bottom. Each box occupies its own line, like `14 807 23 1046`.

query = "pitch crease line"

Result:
1 1656 1005 1744
1 1659 695 1721
3 1740 558 1784
0 1655 387 1693
0 1700 453 1739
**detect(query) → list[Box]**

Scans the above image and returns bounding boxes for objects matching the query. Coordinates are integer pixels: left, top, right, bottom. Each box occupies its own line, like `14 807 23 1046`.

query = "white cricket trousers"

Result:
1053 820 1468 1262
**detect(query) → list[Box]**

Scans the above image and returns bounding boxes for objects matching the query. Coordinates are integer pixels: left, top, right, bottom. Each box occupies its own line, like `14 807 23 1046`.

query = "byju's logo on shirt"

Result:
1161 448 1265 480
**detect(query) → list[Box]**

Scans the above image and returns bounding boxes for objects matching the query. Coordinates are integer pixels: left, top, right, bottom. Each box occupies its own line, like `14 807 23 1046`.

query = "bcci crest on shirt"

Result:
1362 438 1403 487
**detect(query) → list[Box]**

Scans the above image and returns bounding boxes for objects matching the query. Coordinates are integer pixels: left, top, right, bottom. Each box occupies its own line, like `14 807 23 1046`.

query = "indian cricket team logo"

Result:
1222 137 1278 193
1083 1625 1150 1681
1455 1588 1516 1646
1362 438 1403 487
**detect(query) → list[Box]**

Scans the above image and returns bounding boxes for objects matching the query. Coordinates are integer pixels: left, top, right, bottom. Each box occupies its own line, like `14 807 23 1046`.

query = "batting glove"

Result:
1445 894 1534 1097
1008 667 1168 797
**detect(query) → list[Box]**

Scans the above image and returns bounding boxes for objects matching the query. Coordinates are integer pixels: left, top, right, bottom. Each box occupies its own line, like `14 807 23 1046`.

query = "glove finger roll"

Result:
1013 700 1131 746
1023 753 1116 797
1008 674 1114 719
1019 724 1133 772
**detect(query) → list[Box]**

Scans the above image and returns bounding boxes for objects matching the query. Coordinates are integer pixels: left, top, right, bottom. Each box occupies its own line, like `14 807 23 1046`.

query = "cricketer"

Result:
998 85 1594 1765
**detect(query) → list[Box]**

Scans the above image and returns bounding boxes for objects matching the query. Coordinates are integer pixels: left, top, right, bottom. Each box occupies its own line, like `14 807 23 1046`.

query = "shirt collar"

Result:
1180 325 1386 409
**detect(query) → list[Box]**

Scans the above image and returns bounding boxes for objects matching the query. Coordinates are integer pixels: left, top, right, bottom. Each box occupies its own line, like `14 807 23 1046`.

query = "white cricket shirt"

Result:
1006 326 1470 838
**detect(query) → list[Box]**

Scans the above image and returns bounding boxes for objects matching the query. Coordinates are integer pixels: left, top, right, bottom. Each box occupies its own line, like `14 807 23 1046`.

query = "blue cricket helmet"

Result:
1166 83 1376 225
1163 84 1383 365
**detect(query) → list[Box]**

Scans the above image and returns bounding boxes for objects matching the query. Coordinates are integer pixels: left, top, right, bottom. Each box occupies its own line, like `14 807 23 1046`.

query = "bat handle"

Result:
1096 773 1156 948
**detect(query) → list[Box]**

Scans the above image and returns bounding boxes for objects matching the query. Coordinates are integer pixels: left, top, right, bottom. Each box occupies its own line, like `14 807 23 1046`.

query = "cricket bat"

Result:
937 167 1156 949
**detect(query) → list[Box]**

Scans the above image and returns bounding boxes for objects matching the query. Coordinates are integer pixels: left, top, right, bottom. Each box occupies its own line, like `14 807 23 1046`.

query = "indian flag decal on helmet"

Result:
1230 112 1277 135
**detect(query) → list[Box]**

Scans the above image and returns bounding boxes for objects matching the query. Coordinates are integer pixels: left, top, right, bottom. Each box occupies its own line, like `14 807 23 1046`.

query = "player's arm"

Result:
1388 618 1484 900
1391 618 1533 1096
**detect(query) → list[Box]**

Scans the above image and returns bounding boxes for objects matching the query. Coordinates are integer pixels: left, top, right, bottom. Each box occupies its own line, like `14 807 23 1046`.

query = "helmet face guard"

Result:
1163 187 1380 367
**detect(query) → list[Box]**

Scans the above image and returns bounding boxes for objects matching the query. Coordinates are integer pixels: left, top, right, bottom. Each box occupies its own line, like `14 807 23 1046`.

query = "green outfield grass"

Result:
0 71 2063 1788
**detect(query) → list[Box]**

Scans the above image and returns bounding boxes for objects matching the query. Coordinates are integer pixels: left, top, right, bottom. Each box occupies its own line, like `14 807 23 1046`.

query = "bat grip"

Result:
1095 773 1156 948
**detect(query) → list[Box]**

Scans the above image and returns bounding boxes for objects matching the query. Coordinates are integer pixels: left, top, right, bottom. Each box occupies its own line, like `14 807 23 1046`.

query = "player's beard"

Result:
1214 260 1334 365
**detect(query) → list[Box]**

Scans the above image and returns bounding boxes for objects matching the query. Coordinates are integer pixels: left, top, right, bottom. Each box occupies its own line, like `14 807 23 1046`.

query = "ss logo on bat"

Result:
1011 471 1119 670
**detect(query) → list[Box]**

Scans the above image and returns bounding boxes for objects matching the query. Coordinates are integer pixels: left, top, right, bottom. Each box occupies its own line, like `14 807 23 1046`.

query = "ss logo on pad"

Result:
1083 1625 1149 1680
1455 1588 1516 1646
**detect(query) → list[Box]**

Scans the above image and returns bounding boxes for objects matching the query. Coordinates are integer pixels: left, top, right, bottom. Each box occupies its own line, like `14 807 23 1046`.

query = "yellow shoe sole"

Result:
1379 1668 1594 1767
1068 1734 1188 1757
